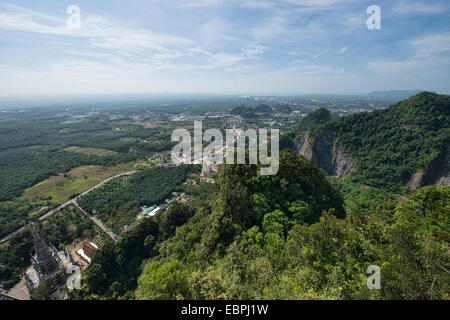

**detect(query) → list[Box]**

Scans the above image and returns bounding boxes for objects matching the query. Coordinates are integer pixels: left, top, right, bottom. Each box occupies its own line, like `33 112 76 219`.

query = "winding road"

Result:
0 171 135 244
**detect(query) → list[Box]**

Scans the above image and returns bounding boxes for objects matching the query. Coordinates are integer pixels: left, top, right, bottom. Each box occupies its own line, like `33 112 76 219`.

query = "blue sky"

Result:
0 0 449 95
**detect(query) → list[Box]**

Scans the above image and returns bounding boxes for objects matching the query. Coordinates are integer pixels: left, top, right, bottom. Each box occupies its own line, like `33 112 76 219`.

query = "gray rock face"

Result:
407 172 426 192
295 133 355 177
407 147 450 191
295 133 449 190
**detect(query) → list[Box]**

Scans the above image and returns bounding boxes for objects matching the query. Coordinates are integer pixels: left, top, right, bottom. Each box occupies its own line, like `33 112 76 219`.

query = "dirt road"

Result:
0 171 135 244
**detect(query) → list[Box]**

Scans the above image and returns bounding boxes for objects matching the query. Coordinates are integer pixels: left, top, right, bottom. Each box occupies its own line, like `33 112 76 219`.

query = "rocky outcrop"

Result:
407 147 450 191
295 132 355 176
296 136 313 160
296 132 449 190
407 172 426 192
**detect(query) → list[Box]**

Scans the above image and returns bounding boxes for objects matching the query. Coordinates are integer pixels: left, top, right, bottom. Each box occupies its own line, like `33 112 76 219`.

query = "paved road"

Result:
72 200 119 242
0 171 135 244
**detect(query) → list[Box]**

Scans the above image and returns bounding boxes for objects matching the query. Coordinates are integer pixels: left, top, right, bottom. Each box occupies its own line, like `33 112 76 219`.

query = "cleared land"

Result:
64 146 118 156
20 163 136 204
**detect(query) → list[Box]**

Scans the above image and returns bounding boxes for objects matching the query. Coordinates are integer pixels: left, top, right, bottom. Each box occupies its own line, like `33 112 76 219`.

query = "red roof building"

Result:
82 242 98 258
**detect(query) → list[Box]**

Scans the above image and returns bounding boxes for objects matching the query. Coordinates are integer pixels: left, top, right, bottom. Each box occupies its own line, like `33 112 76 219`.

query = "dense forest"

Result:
327 175 398 213
0 197 53 239
70 150 343 299
77 166 200 233
70 150 449 300
135 184 448 300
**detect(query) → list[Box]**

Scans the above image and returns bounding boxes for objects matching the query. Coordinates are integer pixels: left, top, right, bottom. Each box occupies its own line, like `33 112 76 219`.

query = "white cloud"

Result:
242 44 267 58
410 32 450 57
394 0 449 15
0 1 449 95
0 3 267 74
282 62 345 76
199 19 242 47
162 0 355 11
251 14 292 40
287 46 348 59
180 0 229 8
368 32 450 76
192 42 267 70
337 46 348 54
283 0 352 7
240 0 274 9
0 2 64 23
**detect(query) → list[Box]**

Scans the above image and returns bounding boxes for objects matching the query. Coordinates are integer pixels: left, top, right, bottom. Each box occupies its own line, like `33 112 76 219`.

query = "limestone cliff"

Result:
407 147 450 191
295 132 355 177
295 132 449 190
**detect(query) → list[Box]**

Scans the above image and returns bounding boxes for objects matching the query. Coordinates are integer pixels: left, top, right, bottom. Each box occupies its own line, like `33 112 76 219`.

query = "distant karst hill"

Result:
230 105 247 115
230 104 273 116
253 104 272 113
292 92 450 192
296 107 331 134
277 104 291 113
366 89 424 102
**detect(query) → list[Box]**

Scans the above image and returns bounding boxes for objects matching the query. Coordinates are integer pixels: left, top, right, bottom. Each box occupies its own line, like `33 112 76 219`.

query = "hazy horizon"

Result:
0 89 442 99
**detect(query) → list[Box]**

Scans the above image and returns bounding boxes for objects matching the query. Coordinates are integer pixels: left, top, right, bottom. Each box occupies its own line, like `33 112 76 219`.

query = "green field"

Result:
65 146 118 156
20 163 136 204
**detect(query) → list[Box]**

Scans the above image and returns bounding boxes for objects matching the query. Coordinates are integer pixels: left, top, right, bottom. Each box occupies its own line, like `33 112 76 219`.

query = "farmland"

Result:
20 163 137 204
65 146 118 157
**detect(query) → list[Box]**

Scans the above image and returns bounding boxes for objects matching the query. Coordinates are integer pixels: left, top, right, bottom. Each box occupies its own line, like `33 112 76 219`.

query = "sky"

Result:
0 0 449 96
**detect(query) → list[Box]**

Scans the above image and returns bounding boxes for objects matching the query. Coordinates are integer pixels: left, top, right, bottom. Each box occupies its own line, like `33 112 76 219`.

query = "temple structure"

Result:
24 224 72 295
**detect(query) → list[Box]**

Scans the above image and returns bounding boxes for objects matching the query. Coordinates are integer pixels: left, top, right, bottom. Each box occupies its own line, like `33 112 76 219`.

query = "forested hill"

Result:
71 148 450 300
298 92 450 192
73 150 346 299
296 107 331 134
128 151 447 300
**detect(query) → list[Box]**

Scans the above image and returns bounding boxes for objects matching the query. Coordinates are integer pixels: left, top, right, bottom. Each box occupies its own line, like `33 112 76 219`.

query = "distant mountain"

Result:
277 104 292 113
230 105 247 115
230 104 273 117
295 92 450 192
366 90 424 101
253 104 272 113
